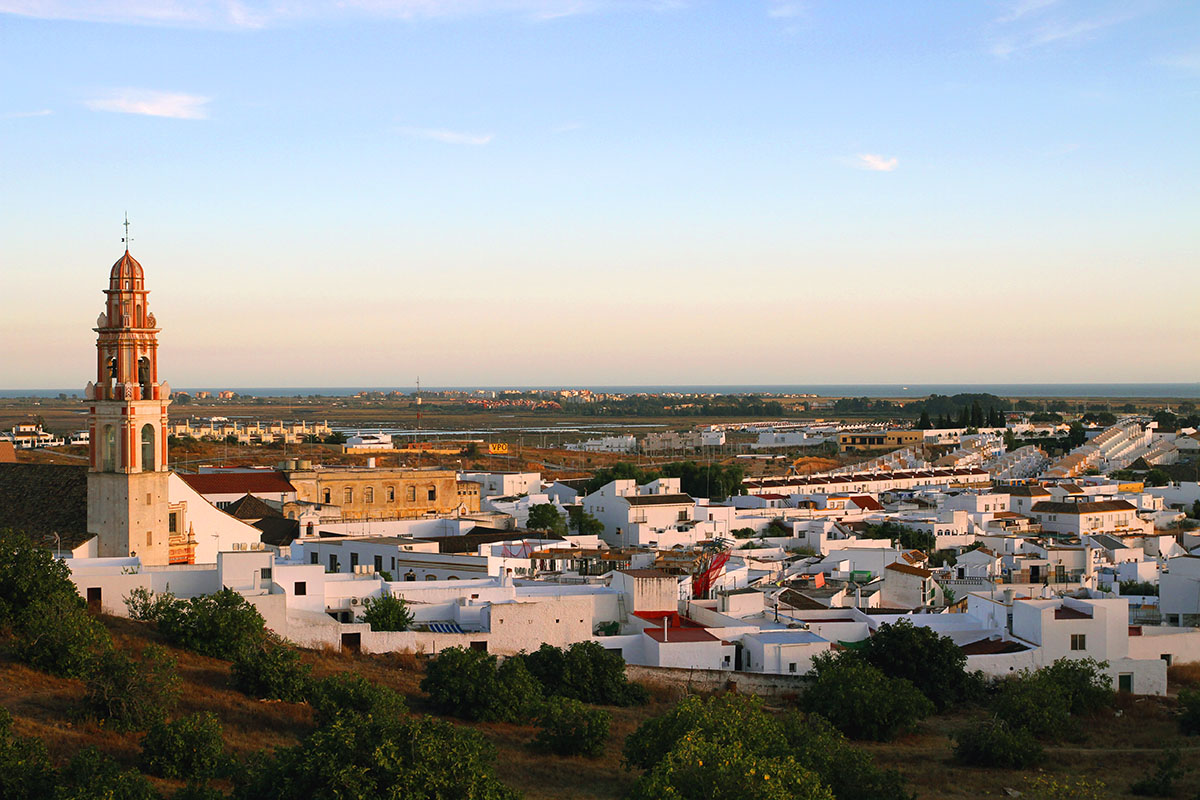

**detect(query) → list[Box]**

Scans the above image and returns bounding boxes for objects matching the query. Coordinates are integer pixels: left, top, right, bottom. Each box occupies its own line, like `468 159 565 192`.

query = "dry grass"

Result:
6 617 1200 800
1169 661 1200 689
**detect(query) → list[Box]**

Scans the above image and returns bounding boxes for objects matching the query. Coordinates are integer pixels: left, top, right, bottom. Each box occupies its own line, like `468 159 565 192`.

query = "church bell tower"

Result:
85 229 172 565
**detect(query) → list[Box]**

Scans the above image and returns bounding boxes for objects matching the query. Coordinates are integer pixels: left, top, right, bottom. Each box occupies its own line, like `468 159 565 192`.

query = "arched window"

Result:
102 425 116 471
141 424 155 471
138 357 152 399
426 485 437 502
135 304 143 327
424 574 437 581
343 487 354 504
386 486 395 502
405 486 416 502
323 489 332 504
364 486 375 503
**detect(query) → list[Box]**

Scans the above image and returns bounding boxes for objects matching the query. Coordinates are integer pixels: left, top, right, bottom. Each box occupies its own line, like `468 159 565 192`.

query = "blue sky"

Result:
2 0 1198 389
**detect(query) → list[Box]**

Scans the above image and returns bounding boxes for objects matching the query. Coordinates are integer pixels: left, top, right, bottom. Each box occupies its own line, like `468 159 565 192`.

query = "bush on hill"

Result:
147 587 268 660
518 641 648 706
798 652 933 741
1034 658 1113 716
992 672 1072 741
420 646 542 723
85 644 180 731
140 712 226 780
857 619 976 711
780 712 914 800
953 718 1044 768
11 591 112 678
1178 687 1200 735
623 694 782 771
359 593 414 632
309 672 407 727
58 747 159 800
628 738 833 800
532 697 611 757
230 638 312 702
0 707 56 800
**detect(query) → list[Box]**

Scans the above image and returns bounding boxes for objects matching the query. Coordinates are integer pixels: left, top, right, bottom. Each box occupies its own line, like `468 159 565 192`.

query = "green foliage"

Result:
125 586 183 621
583 461 744 500
567 505 604 536
992 672 1071 741
0 707 56 800
532 697 611 757
173 784 228 800
230 639 312 702
857 619 973 711
1035 658 1114 716
57 747 159 800
234 712 520 800
1178 687 1200 735
519 641 648 707
624 694 784 772
1145 468 1171 487
420 647 542 722
1022 774 1108 800
140 712 226 780
798 652 933 741
310 672 407 727
860 521 935 553
628 737 833 800
953 718 1043 768
526 503 567 535
731 527 757 539
85 644 181 731
358 593 414 632
148 588 268 660
1119 580 1158 596
780 712 913 800
12 592 112 678
1130 748 1187 797
1067 422 1087 449
0 528 80 626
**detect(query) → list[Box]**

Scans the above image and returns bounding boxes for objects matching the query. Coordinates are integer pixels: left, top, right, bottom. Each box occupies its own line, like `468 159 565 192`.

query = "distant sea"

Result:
3 383 1199 399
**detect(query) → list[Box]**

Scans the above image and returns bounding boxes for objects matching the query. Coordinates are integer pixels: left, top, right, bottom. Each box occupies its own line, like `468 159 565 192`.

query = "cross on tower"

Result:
122 213 133 251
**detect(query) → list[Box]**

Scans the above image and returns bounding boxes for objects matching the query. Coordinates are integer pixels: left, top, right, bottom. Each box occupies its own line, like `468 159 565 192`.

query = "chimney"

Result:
663 616 669 643
367 456 376 468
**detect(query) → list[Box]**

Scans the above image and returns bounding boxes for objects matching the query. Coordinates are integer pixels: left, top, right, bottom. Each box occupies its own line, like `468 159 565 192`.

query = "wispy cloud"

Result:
0 0 683 28
988 1 1145 57
551 121 583 134
3 109 52 118
855 153 898 172
397 125 494 145
766 0 804 19
85 89 210 119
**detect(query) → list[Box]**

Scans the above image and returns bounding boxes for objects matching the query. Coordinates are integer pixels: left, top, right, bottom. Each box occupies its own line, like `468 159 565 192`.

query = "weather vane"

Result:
122 212 133 251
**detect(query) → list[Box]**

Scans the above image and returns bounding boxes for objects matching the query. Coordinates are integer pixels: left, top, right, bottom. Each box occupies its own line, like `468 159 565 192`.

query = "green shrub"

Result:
1130 748 1187 797
0 707 56 800
799 653 933 741
12 592 112 678
420 647 542 722
1178 687 1200 735
173 784 228 800
533 697 610 757
628 737 833 800
85 644 181 730
623 694 783 772
230 639 312 702
0 528 81 626
310 672 407 726
953 718 1044 768
359 593 414 632
992 673 1071 741
57 747 159 800
857 619 974 711
140 712 226 780
519 641 648 706
780 711 914 800
125 586 185 622
155 588 268 660
1035 658 1114 715
233 713 519 800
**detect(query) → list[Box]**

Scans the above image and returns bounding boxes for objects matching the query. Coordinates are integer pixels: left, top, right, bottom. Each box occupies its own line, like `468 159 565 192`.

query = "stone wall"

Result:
625 664 808 699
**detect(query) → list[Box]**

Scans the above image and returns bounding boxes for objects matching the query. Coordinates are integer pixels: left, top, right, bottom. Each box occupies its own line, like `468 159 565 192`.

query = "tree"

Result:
0 708 55 800
1067 422 1087 449
917 410 932 430
568 506 604 537
629 738 833 800
1191 500 1200 520
233 713 520 800
57 747 159 800
1145 468 1170 487
310 672 407 727
230 639 312 702
13 592 112 679
1130 748 1187 797
798 652 933 741
857 619 974 711
780 712 913 800
1177 687 1200 735
1035 658 1114 716
533 697 611 757
0 527 81 626
85 644 181 730
140 712 226 780
992 672 1071 740
420 647 542 722
359 593 414 632
519 641 648 706
150 587 268 660
953 718 1043 768
624 694 784 772
526 503 567 536
324 431 348 445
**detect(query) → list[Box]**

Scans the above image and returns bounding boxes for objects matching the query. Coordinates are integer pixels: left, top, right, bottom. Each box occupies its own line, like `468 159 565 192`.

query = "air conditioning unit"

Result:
350 598 360 606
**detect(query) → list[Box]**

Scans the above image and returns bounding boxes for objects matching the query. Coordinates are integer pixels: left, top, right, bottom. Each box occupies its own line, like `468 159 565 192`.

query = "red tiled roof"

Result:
885 562 933 578
1054 606 1093 620
960 638 1030 655
643 627 721 644
179 471 296 496
850 495 884 511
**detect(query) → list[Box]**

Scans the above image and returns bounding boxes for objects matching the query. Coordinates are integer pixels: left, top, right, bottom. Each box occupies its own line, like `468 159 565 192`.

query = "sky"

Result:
1 0 1198 390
